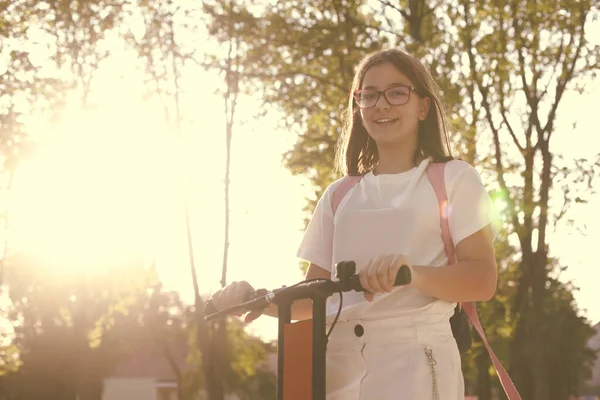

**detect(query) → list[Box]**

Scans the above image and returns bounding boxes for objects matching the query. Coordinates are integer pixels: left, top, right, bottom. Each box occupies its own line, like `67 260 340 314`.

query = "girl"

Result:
211 49 498 399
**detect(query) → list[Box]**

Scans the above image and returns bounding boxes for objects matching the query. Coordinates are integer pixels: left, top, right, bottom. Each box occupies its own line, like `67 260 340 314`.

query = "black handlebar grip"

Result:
394 265 412 286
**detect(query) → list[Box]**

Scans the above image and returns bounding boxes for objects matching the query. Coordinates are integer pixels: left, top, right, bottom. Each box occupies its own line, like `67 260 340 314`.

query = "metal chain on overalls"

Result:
425 347 440 400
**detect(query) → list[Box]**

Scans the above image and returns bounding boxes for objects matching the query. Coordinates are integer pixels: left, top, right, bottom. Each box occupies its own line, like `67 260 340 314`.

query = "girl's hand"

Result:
358 254 412 302
211 281 263 322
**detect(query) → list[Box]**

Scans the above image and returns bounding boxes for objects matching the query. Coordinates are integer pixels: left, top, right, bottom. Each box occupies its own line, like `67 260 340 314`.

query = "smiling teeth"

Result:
376 118 394 123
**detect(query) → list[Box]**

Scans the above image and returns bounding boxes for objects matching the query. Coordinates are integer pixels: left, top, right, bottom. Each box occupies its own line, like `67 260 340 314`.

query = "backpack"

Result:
331 162 521 400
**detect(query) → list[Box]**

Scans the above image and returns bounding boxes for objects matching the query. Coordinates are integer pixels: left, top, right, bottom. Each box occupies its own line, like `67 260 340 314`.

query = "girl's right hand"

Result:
211 281 263 322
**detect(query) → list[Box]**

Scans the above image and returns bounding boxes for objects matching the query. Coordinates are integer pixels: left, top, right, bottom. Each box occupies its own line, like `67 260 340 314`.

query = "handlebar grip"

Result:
394 265 412 286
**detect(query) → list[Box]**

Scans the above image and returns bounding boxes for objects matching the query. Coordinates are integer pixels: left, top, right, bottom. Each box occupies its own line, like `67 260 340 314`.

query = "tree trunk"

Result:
213 16 240 399
161 4 226 396
530 251 549 400
213 89 234 400
530 139 553 400
187 201 224 400
221 107 232 289
510 258 531 396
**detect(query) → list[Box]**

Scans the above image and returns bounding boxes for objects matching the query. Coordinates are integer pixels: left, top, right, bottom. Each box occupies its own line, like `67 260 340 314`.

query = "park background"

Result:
0 0 599 399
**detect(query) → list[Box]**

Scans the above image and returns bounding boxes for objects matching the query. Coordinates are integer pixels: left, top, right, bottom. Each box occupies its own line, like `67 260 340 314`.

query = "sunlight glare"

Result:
494 197 508 214
9 104 178 275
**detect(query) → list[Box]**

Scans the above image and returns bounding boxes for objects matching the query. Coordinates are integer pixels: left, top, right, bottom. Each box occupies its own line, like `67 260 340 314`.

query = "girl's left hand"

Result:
358 254 412 302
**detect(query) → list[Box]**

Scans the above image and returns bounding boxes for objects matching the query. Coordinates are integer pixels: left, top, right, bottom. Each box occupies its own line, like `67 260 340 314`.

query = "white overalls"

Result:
326 315 463 399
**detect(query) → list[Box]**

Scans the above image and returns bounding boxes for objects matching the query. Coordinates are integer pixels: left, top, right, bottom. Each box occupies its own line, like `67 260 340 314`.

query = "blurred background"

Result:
0 0 599 399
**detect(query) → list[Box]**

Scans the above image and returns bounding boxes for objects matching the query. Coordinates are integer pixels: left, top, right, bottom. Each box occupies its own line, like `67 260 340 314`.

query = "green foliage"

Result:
441 1 600 398
0 5 138 395
0 11 67 173
0 249 158 396
460 231 597 398
543 276 597 400
460 229 519 397
185 317 276 400
223 320 276 400
204 0 390 218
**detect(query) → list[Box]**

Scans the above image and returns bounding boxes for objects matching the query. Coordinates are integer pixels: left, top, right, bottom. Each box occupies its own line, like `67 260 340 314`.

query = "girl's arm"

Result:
410 225 497 302
359 225 497 303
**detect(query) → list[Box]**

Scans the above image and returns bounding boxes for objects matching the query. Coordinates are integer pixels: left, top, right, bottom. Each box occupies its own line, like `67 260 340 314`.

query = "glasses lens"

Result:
355 90 378 108
385 86 410 105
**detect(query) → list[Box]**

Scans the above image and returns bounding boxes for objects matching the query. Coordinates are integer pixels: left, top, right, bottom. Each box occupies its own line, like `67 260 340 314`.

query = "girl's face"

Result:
356 62 430 150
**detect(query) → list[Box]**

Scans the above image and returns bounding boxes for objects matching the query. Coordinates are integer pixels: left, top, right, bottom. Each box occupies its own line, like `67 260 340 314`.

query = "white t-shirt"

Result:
296 158 498 322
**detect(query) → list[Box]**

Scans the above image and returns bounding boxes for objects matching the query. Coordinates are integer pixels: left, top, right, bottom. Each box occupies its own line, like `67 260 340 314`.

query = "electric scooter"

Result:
204 261 412 400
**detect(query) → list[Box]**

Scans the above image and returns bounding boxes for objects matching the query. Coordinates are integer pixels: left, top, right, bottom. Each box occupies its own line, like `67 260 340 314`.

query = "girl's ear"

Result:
419 97 431 121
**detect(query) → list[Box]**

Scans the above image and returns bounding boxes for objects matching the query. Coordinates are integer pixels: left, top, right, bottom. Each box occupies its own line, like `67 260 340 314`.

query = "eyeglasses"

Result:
353 85 418 109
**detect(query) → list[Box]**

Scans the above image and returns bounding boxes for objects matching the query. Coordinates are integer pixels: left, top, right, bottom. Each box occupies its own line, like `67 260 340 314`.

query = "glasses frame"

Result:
353 84 418 109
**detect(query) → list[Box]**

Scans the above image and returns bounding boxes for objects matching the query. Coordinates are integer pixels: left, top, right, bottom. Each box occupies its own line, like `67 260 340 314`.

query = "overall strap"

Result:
426 162 521 400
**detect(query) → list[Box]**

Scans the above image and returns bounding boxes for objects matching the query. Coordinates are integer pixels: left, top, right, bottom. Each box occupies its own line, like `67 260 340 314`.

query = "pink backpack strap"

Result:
426 162 521 400
426 162 456 264
331 175 362 214
462 303 522 399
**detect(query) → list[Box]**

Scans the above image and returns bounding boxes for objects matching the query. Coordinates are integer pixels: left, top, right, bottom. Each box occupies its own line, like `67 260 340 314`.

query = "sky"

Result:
4 9 600 343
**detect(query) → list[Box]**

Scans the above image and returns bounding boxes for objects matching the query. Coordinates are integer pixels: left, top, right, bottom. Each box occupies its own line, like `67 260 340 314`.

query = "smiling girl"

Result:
211 49 499 399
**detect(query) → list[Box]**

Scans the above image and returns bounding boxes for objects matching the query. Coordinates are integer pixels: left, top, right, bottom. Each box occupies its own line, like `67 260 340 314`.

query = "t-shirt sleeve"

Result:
296 185 336 271
446 161 500 246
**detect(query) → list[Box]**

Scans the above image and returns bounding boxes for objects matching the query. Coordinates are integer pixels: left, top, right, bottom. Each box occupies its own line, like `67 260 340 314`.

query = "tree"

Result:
0 1 71 287
124 0 225 398
1 248 159 400
143 283 191 400
201 1 245 398
460 231 519 399
6 0 126 109
0 2 123 392
204 0 390 216
444 1 600 398
201 0 244 291
186 317 276 400
0 2 277 399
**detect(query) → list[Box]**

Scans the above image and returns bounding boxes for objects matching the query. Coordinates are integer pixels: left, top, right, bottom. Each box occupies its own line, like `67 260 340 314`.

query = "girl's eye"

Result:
360 92 377 100
388 89 409 97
